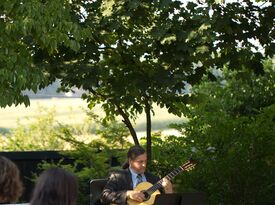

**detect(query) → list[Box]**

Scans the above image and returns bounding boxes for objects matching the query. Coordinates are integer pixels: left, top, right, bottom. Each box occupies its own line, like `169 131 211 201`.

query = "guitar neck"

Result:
146 160 194 194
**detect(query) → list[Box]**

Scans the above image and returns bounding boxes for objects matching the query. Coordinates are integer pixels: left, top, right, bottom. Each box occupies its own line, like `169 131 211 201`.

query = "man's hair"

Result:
0 156 23 203
30 167 78 205
122 145 146 169
127 145 146 160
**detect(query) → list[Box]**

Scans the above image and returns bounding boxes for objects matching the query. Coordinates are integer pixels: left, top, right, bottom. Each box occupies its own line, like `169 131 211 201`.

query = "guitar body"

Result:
111 159 196 205
127 182 161 205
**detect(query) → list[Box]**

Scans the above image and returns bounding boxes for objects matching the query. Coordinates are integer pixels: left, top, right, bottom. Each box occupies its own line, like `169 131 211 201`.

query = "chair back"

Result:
90 178 108 205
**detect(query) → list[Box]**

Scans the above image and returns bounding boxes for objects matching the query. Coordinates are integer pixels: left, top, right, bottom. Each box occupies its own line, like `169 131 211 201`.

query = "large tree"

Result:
1 0 274 159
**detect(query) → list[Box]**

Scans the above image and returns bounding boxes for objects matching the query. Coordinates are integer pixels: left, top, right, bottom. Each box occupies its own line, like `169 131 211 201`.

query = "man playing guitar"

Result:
101 145 173 205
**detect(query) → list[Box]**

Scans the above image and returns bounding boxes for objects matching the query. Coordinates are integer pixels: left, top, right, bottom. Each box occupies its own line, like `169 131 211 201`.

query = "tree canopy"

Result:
1 0 274 156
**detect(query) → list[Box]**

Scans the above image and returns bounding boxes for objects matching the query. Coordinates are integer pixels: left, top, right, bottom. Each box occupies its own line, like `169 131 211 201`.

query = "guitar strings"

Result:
145 161 195 194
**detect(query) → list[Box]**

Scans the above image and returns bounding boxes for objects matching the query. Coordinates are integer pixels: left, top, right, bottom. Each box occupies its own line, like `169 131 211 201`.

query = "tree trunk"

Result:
115 104 139 145
145 99 152 161
89 89 139 145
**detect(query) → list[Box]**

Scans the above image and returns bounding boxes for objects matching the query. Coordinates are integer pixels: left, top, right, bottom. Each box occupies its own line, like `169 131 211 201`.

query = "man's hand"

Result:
161 177 173 193
126 190 145 202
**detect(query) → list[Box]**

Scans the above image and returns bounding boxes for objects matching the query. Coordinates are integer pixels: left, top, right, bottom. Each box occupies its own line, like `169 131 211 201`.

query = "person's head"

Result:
30 167 78 205
0 156 23 203
127 145 147 174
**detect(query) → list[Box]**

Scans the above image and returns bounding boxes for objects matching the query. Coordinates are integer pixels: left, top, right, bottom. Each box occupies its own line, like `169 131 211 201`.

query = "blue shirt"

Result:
129 167 147 188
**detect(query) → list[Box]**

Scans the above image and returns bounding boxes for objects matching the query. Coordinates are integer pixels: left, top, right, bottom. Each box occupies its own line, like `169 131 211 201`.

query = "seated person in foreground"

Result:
29 167 78 205
101 145 173 205
0 156 23 204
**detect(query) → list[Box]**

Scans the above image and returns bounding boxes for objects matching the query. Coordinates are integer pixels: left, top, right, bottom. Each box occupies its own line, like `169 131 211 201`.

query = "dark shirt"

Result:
101 169 160 205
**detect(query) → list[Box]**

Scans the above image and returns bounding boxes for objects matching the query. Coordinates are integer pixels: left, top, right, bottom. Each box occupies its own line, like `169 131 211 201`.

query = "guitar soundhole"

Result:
143 191 150 201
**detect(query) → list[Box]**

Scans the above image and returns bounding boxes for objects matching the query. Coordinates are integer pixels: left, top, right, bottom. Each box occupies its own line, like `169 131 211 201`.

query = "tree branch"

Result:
89 88 139 145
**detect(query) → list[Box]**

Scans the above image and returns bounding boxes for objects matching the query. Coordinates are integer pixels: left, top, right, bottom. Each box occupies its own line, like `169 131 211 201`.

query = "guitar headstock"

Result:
162 158 197 182
180 158 197 172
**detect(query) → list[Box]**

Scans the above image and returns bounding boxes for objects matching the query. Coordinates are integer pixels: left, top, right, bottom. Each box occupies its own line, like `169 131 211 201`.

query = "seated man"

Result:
101 145 173 205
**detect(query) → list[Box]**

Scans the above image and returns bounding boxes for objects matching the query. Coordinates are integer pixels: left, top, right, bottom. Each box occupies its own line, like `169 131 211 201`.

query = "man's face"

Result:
129 153 147 174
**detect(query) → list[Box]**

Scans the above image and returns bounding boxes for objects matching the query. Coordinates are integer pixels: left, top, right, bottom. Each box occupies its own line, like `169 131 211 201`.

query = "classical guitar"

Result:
127 158 196 205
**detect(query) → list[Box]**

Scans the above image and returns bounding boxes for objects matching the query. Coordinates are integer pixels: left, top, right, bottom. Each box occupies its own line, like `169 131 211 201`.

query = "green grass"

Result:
0 98 184 135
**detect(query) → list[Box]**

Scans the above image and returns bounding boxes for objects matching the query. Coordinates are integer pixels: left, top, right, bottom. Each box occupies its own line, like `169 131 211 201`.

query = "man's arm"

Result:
145 172 173 194
101 172 128 205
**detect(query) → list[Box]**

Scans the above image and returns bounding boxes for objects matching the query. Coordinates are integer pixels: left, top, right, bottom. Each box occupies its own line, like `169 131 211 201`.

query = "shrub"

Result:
150 58 275 204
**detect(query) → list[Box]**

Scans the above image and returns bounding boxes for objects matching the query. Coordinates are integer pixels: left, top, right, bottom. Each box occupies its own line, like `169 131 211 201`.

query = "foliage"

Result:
0 0 85 107
151 58 275 204
0 107 70 151
89 110 132 150
46 0 274 146
0 106 132 205
43 111 132 204
1 0 274 158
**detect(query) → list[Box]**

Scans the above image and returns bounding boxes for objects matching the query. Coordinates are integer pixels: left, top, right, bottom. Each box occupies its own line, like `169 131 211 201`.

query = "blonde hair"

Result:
0 156 23 203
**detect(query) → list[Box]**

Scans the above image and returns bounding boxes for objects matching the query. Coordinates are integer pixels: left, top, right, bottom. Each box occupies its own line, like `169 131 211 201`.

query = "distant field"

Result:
0 98 184 135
